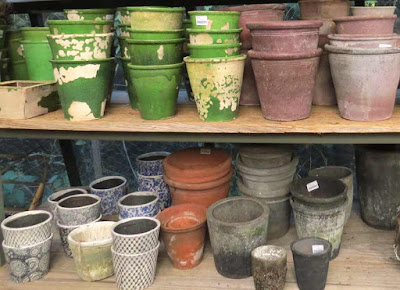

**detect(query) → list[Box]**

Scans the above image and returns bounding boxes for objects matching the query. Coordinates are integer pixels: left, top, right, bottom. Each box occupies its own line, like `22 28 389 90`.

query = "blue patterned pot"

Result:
118 192 159 220
90 176 128 216
136 151 170 176
57 194 101 226
137 174 171 210
48 188 88 221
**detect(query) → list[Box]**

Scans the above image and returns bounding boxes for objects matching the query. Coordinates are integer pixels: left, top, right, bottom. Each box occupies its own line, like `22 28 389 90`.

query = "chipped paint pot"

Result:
128 28 184 40
128 62 183 120
50 57 114 121
117 35 130 59
157 203 207 269
9 60 28 80
116 7 131 25
189 11 241 30
20 27 50 41
185 55 246 122
188 43 241 58
0 25 8 49
64 9 115 21
47 20 113 35
20 40 54 81
120 57 137 109
127 38 184 65
188 28 242 45
128 7 185 31
47 33 113 61
183 19 192 39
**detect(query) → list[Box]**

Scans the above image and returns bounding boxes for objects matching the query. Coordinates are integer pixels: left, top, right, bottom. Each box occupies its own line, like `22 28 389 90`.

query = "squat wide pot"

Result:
128 28 184 41
188 43 241 58
328 33 400 48
128 7 185 31
326 45 400 121
239 49 260 105
333 15 397 34
47 188 88 219
188 28 242 44
20 27 50 41
120 57 137 109
136 151 170 176
299 0 350 20
20 40 54 81
64 8 115 21
207 196 270 278
189 11 241 30
118 192 160 219
57 194 101 226
47 20 113 35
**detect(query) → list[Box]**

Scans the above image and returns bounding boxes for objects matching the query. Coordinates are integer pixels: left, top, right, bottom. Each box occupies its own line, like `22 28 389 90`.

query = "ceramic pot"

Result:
64 8 115 21
328 33 400 48
249 49 321 121
20 27 50 41
326 44 400 121
47 20 113 35
56 194 101 226
20 40 54 81
207 197 270 278
351 6 396 16
50 58 114 121
239 49 260 105
157 203 207 269
89 176 128 216
47 188 88 219
120 57 137 109
118 192 160 219
0 25 7 49
118 36 130 59
299 0 350 20
238 144 293 169
185 55 246 122
237 177 291 199
128 29 184 40
188 43 241 58
137 174 171 210
116 7 130 24
189 11 241 30
333 15 397 34
128 7 185 30
1 210 52 248
68 221 115 281
8 38 24 62
188 28 242 44
136 151 170 176
318 20 337 48
240 172 295 192
3 234 52 283
312 51 336 106
9 60 28 80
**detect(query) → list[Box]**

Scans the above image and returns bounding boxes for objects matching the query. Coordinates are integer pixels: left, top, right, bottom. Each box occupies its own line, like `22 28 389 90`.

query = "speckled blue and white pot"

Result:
89 176 128 216
47 188 88 221
137 173 171 210
118 192 159 219
56 194 101 226
136 151 170 176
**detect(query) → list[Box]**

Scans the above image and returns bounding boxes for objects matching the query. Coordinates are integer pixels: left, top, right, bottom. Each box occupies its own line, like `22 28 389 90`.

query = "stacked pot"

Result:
236 144 298 240
247 20 323 121
185 11 246 122
6 30 28 80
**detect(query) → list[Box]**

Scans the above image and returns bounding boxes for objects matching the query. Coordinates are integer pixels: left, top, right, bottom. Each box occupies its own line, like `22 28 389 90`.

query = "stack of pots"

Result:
247 20 323 121
182 19 193 101
163 147 233 208
47 10 115 121
185 11 246 122
6 30 28 80
236 144 298 239
1 210 53 283
126 7 185 120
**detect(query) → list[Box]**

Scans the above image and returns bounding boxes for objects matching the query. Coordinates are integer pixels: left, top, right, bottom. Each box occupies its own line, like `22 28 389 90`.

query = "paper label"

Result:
106 14 114 20
196 15 208 26
379 44 392 48
307 180 319 192
200 148 211 155
312 245 324 254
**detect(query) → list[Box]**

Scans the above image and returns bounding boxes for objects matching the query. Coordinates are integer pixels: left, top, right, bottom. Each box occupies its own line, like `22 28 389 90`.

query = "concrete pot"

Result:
299 0 350 20
47 188 88 220
118 192 160 219
328 33 400 48
238 144 293 169
237 177 291 199
333 15 397 34
188 28 242 44
20 27 49 41
188 43 241 58
189 11 240 30
312 51 336 106
64 8 115 21
128 7 185 31
20 40 54 81
120 57 137 109
239 49 260 106
136 151 170 176
56 194 101 226
351 6 396 16
47 20 113 35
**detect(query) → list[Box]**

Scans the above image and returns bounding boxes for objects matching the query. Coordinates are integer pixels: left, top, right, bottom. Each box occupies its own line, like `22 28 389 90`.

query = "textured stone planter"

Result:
20 27 50 41
239 49 260 105
64 8 115 21
128 7 185 30
47 187 88 219
351 6 396 16
118 192 160 219
299 0 350 20
47 20 113 35
237 177 291 199
189 11 240 30
188 43 241 58
128 29 184 40
328 33 400 48
188 28 242 44
136 151 170 176
333 15 396 34
120 57 137 109
20 40 54 81
56 194 101 226
238 144 293 169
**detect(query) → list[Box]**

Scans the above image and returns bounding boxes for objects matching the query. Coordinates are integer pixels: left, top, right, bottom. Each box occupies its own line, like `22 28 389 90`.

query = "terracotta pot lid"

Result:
333 15 397 22
246 20 323 30
218 4 286 12
163 147 232 183
248 48 323 60
328 33 400 41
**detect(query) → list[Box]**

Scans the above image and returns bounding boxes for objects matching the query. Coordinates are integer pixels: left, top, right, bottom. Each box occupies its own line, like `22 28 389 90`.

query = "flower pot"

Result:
326 45 400 121
136 151 170 176
50 58 114 121
207 197 270 278
128 28 184 40
137 173 171 210
89 176 128 216
318 20 337 48
185 55 246 122
118 192 160 219
20 27 50 41
240 172 295 192
0 25 7 49
118 36 130 58
189 11 241 30
188 28 242 44
20 40 54 81
188 43 241 58
299 0 350 20
252 245 287 290
120 57 137 109
312 51 336 105
64 8 115 21
47 188 88 219
249 49 321 121
157 203 207 269
3 234 52 283
9 60 28 80
239 49 260 105
291 237 331 290
128 7 185 30
1 210 52 248
47 20 113 35
117 24 130 37
237 177 291 199
56 194 101 226
128 62 183 120
238 144 293 169
68 221 115 281
127 38 184 65
328 33 400 48
8 38 23 61
333 15 397 34
351 6 396 16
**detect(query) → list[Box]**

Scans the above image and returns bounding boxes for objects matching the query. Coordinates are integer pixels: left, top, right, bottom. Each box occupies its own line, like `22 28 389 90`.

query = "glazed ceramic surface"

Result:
9 60 28 80
188 28 242 44
137 173 171 210
128 29 184 40
118 36 130 59
21 40 54 81
48 188 88 220
64 9 115 21
20 27 50 41
118 192 160 219
188 43 241 58
47 20 113 35
56 194 101 226
136 151 170 176
189 11 241 30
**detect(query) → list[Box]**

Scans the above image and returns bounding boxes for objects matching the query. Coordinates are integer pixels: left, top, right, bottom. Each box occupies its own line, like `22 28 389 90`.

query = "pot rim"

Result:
328 33 400 41
89 175 127 192
118 191 159 209
308 166 352 180
187 28 243 33
247 20 323 30
111 241 160 257
333 14 397 22
128 62 184 70
188 43 242 48
2 233 53 250
68 221 115 248
136 151 171 163
47 20 113 25
57 194 101 211
248 48 323 60
128 28 184 33
325 44 400 54
64 8 115 13
126 38 185 44
237 177 290 199
1 210 53 232
127 7 185 12
184 54 247 63
290 197 347 215
218 4 286 12
48 188 88 205
47 33 114 39
57 214 102 229
50 57 115 64
20 40 50 44
240 187 291 203
189 11 241 16
20 27 50 32
111 216 161 238
290 237 332 258
236 154 299 176
350 6 396 10
251 245 287 260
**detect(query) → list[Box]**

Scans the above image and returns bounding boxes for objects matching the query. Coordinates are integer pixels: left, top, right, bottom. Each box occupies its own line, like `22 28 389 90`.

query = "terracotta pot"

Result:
328 33 400 48
313 51 336 105
157 203 207 269
318 20 337 48
249 49 322 121
326 44 400 121
247 21 323 53
239 49 260 105
351 6 396 17
299 0 350 20
333 15 396 34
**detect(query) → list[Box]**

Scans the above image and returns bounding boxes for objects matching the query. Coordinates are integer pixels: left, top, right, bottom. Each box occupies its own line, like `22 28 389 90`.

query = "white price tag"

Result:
312 245 324 254
200 148 211 155
106 14 114 20
379 44 392 48
307 180 319 192
196 15 208 26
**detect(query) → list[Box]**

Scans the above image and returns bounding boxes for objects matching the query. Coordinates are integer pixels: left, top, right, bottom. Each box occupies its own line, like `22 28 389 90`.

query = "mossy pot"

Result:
189 11 241 30
64 8 115 21
9 60 29 80
188 28 242 44
20 27 50 41
20 40 54 81
188 43 241 58
0 25 8 49
128 29 184 40
118 35 130 58
127 6 185 30
47 20 113 35
8 38 24 61
120 57 138 109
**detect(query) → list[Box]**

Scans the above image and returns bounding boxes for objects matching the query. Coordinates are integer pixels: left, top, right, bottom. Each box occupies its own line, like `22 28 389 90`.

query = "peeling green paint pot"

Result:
117 24 130 37
47 20 113 35
0 25 8 49
128 7 185 31
64 9 115 21
50 57 114 121
116 7 130 25
185 55 246 122
128 29 184 40
20 40 54 81
9 60 29 80
127 38 184 65
188 11 241 30
128 62 183 120
47 33 113 60
120 57 137 109
188 43 241 58
8 38 24 61
118 35 130 58
20 27 49 41
188 28 242 44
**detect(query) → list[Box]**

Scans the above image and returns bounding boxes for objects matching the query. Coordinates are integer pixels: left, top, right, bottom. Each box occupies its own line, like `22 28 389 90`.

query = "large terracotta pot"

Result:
333 15 397 34
249 49 322 121
239 49 260 105
312 51 336 106
328 33 400 48
326 44 400 121
299 0 350 20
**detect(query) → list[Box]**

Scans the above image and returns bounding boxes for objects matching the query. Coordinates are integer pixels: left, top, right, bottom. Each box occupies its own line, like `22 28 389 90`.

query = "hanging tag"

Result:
200 148 211 155
196 15 208 26
312 245 324 254
307 180 319 192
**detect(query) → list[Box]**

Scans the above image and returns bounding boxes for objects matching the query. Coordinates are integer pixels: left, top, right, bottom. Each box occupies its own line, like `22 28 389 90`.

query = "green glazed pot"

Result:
9 60 29 80
47 33 113 60
128 29 184 40
20 40 54 81
6 30 22 41
64 9 115 21
8 38 24 61
127 7 185 31
117 24 130 36
50 58 114 121
116 7 130 25
118 36 130 58
47 20 113 35
188 28 242 44
0 25 8 49
20 27 50 41
127 38 184 65
188 11 241 30
185 55 246 122
128 62 183 120
0 58 9 81
120 57 137 109
188 43 241 58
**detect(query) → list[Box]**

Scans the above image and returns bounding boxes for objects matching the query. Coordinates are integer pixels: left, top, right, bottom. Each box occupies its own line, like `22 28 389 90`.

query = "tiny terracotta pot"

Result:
239 49 260 106
299 0 350 20
333 15 397 34
157 203 207 269
328 33 400 48
312 51 336 106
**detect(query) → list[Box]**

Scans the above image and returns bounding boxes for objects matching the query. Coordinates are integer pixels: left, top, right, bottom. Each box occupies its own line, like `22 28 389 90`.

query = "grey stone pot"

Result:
236 154 299 177
237 177 290 198
238 144 293 169
56 194 101 226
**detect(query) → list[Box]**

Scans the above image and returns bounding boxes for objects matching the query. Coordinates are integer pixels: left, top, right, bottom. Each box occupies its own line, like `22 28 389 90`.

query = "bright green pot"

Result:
47 20 113 35
188 11 241 30
188 28 242 45
0 25 8 49
128 29 184 40
128 62 183 120
64 9 115 21
6 30 22 41
50 58 114 121
20 27 50 41
127 7 185 31
8 38 24 61
20 40 54 81
116 7 130 25
120 57 137 109
9 60 29 80
185 55 246 122
127 38 184 65
188 43 241 58
118 36 130 58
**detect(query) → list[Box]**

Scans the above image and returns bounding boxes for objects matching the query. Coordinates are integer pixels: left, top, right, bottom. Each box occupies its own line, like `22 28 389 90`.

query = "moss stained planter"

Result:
188 43 241 58
128 7 185 30
20 40 54 81
20 27 49 41
64 9 115 21
47 20 113 35
189 11 241 30
120 57 137 109
188 28 242 44
128 29 184 40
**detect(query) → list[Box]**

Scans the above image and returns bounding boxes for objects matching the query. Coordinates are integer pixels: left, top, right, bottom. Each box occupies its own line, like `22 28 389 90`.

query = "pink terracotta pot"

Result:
328 33 400 48
333 15 396 34
249 49 322 121
247 20 323 53
239 49 260 106
299 0 350 20
351 6 396 17
313 51 336 106
326 44 400 121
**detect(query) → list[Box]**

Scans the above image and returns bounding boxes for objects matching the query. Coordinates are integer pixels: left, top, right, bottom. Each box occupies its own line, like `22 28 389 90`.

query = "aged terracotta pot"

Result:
351 6 396 17
326 44 400 121
249 49 322 121
299 0 350 20
313 51 336 105
333 15 396 34
328 33 400 48
239 49 260 105
318 20 337 48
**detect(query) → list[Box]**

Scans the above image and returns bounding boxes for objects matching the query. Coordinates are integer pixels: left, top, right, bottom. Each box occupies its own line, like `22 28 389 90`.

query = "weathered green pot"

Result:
128 29 184 40
20 27 50 41
50 58 114 121
64 9 115 21
188 11 241 30
189 43 241 58
185 55 246 122
20 40 54 81
118 35 130 58
47 20 113 35
120 57 138 109
8 38 24 61
127 38 184 65
116 7 130 25
47 33 113 60
9 60 29 80
0 58 9 81
128 62 183 120
188 28 242 44
117 24 130 37
0 25 8 48
128 7 185 30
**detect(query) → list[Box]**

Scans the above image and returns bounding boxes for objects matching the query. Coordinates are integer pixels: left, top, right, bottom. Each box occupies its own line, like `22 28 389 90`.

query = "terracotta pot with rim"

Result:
333 15 397 34
351 6 395 17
